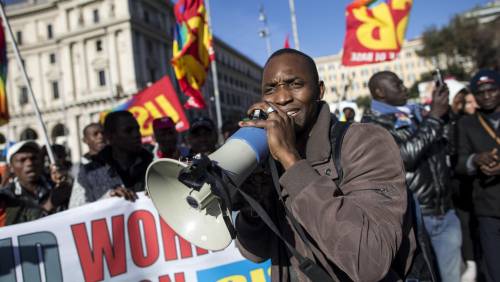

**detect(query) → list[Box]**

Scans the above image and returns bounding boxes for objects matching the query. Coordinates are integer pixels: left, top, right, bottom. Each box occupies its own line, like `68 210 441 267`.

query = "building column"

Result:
81 40 90 95
107 30 118 94
61 43 76 101
67 114 81 163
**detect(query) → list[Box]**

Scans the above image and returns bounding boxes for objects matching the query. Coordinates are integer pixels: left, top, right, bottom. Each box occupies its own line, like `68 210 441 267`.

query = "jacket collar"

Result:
363 109 397 129
304 102 332 165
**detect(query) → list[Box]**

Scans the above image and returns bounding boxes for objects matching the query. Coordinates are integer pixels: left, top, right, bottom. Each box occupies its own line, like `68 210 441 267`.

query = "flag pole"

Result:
204 0 223 142
288 0 300 50
0 1 56 164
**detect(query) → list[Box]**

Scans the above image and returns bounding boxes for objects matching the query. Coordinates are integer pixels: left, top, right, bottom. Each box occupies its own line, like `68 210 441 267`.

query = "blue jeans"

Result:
423 210 462 282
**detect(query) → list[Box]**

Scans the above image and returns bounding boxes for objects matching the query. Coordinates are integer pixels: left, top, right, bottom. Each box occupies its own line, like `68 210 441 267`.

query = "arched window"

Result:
51 124 67 143
20 128 38 141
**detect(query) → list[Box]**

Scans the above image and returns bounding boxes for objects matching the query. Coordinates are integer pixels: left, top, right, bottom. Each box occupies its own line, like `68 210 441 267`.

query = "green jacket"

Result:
0 179 50 226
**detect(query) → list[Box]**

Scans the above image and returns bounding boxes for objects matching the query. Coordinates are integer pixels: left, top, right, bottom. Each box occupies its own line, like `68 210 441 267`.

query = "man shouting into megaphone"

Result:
236 49 416 282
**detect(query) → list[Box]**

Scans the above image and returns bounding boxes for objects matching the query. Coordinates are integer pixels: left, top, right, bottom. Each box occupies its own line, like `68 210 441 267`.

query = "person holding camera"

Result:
362 71 459 282
236 49 415 281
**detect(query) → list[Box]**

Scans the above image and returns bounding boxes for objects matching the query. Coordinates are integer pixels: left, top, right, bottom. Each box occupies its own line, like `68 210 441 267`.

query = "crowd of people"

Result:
0 111 225 220
0 47 498 282
360 69 500 282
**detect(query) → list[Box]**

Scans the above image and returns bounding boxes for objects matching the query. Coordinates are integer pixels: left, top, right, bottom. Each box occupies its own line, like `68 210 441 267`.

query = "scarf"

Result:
371 100 422 131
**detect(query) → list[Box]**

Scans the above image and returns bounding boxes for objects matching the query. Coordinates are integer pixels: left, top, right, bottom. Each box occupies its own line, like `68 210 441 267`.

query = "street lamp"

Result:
258 5 272 57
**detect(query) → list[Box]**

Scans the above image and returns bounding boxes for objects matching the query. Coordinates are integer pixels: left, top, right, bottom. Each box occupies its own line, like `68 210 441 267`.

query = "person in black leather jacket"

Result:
362 71 461 282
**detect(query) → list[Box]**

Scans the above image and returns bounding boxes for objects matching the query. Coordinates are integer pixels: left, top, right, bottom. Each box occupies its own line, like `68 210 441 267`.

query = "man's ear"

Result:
374 87 385 101
318 81 325 100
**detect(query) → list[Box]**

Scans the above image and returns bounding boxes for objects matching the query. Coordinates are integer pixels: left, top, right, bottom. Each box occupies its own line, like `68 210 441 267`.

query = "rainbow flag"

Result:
171 0 214 109
0 18 8 126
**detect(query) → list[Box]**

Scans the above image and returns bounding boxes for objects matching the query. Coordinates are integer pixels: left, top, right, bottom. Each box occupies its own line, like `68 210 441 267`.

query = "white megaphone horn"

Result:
146 127 268 251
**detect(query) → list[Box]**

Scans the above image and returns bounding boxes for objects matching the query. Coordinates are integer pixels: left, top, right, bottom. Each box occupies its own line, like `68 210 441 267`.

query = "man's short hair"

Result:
103 111 135 135
265 48 319 83
152 116 175 131
189 117 215 134
83 123 102 138
368 71 397 96
343 107 355 113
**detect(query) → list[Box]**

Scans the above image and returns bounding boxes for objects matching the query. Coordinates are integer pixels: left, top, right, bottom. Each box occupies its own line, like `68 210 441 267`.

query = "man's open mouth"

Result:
286 109 299 117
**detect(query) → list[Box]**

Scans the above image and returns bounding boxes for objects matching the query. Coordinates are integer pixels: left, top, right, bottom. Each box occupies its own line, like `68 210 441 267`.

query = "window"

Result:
47 24 53 39
19 86 28 105
149 68 156 82
98 70 106 86
93 9 100 23
144 10 150 23
49 53 56 64
96 40 103 52
52 81 59 99
20 128 38 141
147 40 153 52
16 31 22 45
110 4 115 17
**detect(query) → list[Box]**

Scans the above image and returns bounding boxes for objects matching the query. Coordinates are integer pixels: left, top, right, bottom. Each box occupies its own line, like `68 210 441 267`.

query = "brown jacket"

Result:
235 103 416 282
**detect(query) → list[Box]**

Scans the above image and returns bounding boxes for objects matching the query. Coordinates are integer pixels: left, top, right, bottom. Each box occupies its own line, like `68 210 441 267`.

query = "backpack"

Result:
330 117 440 282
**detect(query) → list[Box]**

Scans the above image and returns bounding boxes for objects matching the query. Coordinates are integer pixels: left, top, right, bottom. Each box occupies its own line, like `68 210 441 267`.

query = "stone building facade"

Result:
1 0 262 162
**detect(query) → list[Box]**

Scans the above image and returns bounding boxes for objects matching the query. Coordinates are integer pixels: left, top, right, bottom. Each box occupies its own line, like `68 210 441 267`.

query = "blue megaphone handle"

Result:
228 127 268 163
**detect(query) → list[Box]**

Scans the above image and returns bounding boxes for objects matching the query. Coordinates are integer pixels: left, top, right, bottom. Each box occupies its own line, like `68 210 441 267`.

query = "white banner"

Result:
0 193 270 282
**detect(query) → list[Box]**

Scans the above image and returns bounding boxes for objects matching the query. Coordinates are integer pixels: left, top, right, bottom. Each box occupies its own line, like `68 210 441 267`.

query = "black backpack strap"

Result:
236 160 336 282
329 116 351 189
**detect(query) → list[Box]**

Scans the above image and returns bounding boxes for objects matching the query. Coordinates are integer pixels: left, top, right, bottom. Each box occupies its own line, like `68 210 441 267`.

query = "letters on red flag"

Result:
342 0 412 66
104 76 190 137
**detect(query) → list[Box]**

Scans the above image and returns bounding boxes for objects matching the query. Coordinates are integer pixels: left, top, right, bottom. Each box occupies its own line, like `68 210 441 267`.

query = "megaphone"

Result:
146 127 268 251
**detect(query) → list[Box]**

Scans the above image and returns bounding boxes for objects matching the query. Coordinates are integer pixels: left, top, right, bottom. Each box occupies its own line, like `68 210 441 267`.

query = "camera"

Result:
433 69 444 87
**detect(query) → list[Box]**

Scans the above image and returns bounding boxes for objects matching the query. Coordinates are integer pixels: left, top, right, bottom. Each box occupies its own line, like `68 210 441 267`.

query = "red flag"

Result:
284 34 290 49
342 0 412 66
101 76 190 137
171 0 214 109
